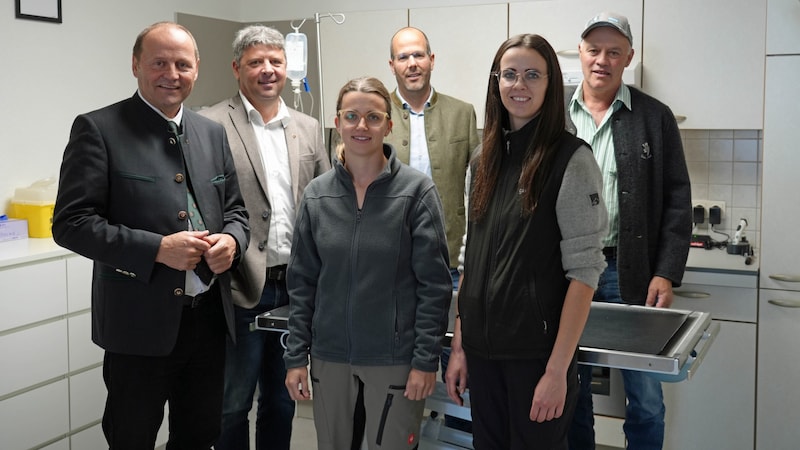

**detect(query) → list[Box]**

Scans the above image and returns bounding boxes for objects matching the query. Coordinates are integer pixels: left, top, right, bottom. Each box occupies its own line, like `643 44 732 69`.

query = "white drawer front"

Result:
69 366 105 430
67 255 93 312
0 320 69 396
70 423 106 450
672 283 757 323
42 438 70 449
0 259 67 331
0 379 69 450
68 312 103 370
682 270 757 289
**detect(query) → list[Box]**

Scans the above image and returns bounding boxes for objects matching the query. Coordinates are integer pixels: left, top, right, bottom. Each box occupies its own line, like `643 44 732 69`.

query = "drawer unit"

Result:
663 268 757 450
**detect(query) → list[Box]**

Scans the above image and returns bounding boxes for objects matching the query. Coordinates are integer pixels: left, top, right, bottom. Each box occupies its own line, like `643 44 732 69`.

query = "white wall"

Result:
0 0 502 211
239 0 515 21
0 0 515 211
0 0 243 212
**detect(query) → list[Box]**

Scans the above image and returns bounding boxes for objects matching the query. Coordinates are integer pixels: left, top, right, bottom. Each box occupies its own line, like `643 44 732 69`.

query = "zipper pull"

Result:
506 139 511 155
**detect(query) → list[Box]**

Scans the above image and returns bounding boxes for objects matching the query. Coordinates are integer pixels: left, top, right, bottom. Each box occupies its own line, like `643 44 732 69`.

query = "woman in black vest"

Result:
445 34 609 449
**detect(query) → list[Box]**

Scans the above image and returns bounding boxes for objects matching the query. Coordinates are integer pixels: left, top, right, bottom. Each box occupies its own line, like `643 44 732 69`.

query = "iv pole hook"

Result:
314 12 347 148
290 19 307 34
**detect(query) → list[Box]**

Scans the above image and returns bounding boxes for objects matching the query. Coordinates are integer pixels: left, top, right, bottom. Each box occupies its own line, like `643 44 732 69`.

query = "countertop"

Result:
0 238 72 269
685 247 758 275
1 238 758 275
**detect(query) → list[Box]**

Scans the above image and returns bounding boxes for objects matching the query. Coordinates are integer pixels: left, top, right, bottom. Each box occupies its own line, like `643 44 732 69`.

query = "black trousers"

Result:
101 289 227 449
466 352 579 450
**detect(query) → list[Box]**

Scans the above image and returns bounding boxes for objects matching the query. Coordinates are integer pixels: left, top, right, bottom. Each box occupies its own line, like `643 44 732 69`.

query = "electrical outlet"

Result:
692 199 726 223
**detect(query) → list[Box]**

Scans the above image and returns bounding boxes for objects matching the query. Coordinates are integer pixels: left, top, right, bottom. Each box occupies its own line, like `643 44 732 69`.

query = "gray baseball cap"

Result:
582 11 633 45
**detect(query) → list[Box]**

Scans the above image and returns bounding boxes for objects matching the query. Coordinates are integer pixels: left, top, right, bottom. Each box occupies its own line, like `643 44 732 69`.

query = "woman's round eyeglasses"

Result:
492 69 548 87
337 110 390 127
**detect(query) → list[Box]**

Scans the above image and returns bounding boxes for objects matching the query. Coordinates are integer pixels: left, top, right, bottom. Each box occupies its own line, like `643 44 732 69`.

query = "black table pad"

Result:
579 304 690 355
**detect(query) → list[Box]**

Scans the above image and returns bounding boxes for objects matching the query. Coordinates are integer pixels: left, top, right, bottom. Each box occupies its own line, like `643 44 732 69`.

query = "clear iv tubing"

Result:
292 81 304 111
291 79 315 115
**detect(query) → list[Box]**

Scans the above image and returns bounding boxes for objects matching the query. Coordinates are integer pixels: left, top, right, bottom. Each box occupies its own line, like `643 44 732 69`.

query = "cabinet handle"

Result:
674 115 687 123
767 299 800 308
557 49 579 58
768 274 800 283
673 291 711 299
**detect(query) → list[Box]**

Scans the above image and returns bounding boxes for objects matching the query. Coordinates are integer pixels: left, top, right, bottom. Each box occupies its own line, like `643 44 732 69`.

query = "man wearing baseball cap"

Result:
565 11 692 450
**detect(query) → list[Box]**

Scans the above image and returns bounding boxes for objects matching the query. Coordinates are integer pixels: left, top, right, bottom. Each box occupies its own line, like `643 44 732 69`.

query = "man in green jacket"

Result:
387 26 479 286
387 26 480 433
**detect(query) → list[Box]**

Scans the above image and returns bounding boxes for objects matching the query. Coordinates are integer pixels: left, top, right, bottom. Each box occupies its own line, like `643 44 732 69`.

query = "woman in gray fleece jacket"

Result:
283 77 452 450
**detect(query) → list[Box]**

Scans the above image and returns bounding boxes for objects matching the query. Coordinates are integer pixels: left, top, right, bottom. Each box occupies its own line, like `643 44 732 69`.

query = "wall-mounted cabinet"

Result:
767 0 800 55
641 0 766 129
410 4 507 129
318 5 507 131
509 0 643 87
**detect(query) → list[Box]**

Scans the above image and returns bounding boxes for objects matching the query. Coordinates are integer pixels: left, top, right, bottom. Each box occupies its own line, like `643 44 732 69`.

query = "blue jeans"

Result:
215 280 295 450
569 258 665 450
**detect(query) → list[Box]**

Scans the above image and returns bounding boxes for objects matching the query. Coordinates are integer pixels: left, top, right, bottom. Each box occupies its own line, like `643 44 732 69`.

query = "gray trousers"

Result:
311 358 425 450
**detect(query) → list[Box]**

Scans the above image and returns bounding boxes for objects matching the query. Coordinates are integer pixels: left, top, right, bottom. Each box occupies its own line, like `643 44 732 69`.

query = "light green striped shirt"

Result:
568 83 632 247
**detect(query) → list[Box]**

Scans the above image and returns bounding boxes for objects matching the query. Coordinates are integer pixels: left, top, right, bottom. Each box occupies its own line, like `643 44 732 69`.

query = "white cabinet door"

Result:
756 289 800 449
662 320 756 450
509 0 643 86
760 55 800 291
642 0 766 129
411 4 507 129
767 0 800 55
319 9 407 128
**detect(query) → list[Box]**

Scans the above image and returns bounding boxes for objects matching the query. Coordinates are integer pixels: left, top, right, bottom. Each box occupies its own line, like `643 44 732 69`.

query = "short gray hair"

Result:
233 25 285 65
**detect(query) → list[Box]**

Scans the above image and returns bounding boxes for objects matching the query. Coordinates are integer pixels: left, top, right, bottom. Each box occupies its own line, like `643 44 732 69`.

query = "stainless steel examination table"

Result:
255 302 718 449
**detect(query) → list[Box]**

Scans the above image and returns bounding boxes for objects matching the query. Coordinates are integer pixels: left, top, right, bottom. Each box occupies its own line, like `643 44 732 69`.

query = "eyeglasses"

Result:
394 51 429 62
492 69 548 87
337 110 390 127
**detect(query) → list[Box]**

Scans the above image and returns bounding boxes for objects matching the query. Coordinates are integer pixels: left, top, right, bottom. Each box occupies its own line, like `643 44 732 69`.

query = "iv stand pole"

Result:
314 12 345 148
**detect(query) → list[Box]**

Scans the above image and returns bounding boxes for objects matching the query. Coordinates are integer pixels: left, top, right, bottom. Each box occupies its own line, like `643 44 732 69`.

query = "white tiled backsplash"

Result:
683 129 761 249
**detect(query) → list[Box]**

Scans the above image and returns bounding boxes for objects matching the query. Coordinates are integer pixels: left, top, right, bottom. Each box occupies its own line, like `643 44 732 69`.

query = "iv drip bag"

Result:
286 32 308 82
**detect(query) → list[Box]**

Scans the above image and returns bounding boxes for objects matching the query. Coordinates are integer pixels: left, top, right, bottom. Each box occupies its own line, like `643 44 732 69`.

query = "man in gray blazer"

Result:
53 22 250 449
199 25 330 450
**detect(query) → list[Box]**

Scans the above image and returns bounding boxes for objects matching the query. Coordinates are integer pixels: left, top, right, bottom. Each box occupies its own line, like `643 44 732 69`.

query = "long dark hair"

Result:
471 34 566 220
